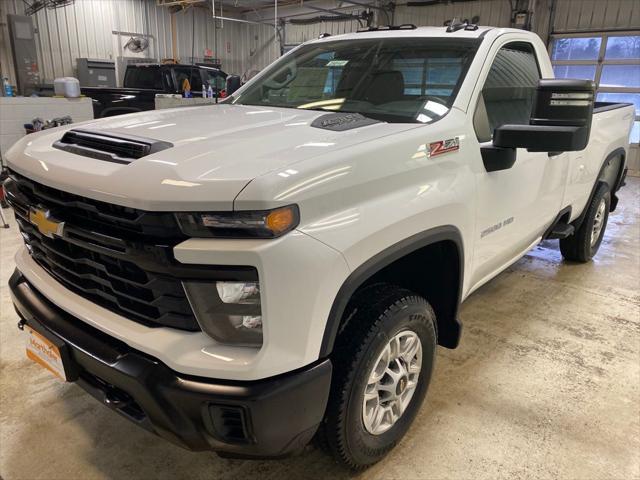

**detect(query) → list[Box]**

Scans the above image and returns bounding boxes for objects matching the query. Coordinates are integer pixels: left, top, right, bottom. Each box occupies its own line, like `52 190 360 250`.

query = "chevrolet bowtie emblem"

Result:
29 207 65 238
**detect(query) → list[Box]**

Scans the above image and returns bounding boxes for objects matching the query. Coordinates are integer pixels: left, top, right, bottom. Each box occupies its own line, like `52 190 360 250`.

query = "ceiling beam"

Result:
339 0 385 11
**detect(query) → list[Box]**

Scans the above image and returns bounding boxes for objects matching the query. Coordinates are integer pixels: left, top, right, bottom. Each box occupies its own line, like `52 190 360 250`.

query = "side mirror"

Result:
495 79 594 151
225 75 241 96
483 79 595 172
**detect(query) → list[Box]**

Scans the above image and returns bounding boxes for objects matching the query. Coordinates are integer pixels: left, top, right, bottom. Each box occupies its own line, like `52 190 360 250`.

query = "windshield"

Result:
232 37 479 123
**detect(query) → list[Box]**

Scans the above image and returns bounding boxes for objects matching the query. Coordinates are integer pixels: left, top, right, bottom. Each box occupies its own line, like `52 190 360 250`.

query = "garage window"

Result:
551 33 640 144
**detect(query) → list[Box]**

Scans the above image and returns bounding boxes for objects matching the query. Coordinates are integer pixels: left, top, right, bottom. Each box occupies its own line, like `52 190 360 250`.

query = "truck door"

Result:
469 40 568 290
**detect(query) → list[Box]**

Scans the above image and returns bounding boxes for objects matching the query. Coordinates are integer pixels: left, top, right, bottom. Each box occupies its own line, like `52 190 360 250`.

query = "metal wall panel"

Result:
0 1 18 86
394 0 512 29
284 8 364 45
172 7 277 77
552 0 640 32
280 1 511 48
0 0 278 85
283 0 638 50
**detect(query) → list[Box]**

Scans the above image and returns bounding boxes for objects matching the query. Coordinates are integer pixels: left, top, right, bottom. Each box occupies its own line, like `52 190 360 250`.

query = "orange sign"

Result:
24 326 66 381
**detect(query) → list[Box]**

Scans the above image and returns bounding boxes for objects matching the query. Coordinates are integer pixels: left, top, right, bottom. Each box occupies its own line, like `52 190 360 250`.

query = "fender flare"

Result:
574 147 626 229
601 147 627 192
318 225 465 357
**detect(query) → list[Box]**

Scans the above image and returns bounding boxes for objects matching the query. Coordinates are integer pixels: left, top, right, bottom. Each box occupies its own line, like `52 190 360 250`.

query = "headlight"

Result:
183 280 263 347
176 205 299 238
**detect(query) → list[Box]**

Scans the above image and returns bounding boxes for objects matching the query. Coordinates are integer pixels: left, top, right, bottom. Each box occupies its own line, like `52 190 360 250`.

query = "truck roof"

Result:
129 63 223 72
311 26 530 43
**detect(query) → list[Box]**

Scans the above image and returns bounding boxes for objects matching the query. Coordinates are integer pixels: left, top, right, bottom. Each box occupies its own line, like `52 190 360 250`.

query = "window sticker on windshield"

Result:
326 60 349 67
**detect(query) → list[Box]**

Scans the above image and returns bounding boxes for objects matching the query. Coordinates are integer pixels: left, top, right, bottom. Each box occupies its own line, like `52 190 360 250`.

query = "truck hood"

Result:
6 104 418 211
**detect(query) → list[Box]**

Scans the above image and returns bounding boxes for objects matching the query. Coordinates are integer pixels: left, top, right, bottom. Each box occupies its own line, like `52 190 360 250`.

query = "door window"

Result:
202 70 226 90
474 42 541 141
174 67 202 92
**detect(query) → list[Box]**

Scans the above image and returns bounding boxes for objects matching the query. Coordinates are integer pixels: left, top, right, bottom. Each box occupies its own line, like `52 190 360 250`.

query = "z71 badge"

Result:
429 137 460 157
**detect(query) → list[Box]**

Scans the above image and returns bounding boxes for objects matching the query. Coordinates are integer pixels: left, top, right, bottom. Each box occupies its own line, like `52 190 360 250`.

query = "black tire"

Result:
318 283 437 470
560 183 611 262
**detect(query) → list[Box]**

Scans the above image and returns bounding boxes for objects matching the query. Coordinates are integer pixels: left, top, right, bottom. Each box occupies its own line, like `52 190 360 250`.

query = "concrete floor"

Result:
1 178 638 480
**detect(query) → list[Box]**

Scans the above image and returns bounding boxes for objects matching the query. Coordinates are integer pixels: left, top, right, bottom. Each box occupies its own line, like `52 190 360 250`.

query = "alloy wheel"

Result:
362 331 422 435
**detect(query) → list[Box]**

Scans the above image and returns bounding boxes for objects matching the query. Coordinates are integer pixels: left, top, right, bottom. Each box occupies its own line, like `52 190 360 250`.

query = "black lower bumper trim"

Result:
9 269 332 457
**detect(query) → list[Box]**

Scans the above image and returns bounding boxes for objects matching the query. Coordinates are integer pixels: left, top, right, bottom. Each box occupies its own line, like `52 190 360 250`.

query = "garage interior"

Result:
0 0 639 478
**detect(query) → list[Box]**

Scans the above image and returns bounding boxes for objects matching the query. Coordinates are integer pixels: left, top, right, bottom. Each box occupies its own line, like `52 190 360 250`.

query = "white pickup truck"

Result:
5 25 634 469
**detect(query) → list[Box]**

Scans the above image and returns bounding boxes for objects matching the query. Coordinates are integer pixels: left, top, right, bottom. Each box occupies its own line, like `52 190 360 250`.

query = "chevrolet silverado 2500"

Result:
5 25 634 469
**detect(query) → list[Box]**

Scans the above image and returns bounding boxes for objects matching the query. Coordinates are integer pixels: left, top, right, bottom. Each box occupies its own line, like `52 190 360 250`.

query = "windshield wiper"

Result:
297 106 337 112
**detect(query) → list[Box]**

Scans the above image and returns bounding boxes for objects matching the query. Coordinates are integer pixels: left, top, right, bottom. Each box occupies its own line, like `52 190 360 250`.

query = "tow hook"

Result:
103 386 130 409
17 318 26 331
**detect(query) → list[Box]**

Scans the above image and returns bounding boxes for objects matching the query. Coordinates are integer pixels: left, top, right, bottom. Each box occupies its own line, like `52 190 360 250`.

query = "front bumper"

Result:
10 270 332 457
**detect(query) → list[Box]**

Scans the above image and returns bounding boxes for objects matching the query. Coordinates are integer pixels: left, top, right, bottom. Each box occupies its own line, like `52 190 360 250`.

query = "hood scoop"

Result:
310 112 381 131
53 129 173 164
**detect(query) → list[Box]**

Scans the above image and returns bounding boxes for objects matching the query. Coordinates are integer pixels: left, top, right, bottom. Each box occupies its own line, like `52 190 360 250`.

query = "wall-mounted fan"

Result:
48 0 75 7
124 36 150 54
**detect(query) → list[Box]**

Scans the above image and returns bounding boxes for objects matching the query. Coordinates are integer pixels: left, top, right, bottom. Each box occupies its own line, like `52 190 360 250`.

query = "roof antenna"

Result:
446 17 479 32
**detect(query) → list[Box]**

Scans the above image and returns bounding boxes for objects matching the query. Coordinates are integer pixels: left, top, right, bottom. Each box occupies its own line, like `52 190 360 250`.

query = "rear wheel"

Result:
560 183 611 262
319 284 436 469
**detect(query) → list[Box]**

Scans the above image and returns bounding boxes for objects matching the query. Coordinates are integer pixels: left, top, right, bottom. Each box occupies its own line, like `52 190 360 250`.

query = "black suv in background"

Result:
80 63 227 118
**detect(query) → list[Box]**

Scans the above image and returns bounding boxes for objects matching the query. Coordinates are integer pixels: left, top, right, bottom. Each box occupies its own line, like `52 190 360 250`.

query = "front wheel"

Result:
319 284 436 469
560 183 611 262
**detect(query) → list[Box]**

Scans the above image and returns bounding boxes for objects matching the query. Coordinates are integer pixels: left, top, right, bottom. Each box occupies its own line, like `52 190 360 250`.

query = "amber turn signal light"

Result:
265 206 297 234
